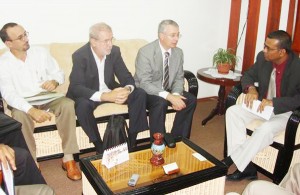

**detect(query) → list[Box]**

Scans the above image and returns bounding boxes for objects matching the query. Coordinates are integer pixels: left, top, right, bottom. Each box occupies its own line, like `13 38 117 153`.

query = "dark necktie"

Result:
163 52 170 91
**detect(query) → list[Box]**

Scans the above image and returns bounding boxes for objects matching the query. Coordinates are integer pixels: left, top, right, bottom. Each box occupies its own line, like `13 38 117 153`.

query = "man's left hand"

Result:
41 80 59 91
257 99 273 113
166 94 186 111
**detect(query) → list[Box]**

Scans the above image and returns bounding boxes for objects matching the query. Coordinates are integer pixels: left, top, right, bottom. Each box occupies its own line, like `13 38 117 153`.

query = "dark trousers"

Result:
13 147 46 185
0 113 28 150
75 88 149 143
0 113 46 187
147 91 197 138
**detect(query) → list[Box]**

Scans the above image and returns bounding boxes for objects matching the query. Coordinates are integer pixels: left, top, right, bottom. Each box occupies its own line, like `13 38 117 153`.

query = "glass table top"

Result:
90 141 215 193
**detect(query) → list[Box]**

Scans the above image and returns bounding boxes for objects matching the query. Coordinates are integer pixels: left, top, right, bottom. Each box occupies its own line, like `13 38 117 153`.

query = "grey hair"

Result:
158 19 179 34
89 22 112 40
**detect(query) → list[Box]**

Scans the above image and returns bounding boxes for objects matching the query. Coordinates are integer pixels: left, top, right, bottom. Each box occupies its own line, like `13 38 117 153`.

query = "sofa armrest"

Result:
184 70 198 97
282 106 300 158
271 106 300 183
284 107 300 145
225 83 242 110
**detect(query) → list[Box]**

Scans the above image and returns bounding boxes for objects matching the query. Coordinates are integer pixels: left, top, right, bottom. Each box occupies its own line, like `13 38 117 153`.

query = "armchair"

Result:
224 84 300 184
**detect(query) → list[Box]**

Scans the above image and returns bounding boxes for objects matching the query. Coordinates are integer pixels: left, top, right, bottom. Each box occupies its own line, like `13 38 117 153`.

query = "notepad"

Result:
192 153 207 161
163 162 179 175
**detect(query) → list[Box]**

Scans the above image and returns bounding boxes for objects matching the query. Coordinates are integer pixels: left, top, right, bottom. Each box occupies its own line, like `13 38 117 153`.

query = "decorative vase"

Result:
217 63 232 74
150 133 166 166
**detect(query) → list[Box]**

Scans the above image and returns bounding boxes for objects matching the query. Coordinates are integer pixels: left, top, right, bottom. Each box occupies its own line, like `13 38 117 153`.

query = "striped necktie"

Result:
267 68 276 99
163 52 170 91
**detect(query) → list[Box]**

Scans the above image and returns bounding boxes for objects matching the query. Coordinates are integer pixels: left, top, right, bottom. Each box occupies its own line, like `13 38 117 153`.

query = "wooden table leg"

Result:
202 85 226 126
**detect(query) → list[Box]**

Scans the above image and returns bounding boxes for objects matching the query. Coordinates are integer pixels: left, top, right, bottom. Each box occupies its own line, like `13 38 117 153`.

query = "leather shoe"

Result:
226 169 257 181
62 160 82 181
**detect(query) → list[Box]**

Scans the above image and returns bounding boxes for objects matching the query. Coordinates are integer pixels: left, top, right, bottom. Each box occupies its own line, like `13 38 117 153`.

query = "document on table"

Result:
242 100 274 120
1 161 15 195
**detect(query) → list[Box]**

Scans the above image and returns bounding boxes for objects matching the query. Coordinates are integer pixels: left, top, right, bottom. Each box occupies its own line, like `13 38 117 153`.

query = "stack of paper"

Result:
1 161 14 195
242 100 274 120
203 68 242 79
25 92 64 105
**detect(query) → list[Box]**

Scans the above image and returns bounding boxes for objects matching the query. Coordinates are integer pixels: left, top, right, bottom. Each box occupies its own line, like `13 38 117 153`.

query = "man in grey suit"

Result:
134 20 197 139
67 22 149 152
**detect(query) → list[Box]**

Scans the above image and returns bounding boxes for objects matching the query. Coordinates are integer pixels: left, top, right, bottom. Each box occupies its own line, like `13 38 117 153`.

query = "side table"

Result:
197 68 241 126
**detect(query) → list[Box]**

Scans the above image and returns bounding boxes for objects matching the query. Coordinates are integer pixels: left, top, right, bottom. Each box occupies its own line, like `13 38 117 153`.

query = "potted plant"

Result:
212 48 238 74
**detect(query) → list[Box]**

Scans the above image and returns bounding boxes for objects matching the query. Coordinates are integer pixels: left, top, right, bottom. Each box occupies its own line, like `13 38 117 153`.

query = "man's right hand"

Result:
101 87 130 104
27 107 51 123
0 144 16 171
244 86 259 109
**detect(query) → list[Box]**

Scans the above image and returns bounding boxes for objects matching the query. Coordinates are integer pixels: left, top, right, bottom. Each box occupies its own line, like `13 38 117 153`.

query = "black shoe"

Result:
164 133 176 148
93 140 104 154
226 164 257 181
221 156 233 167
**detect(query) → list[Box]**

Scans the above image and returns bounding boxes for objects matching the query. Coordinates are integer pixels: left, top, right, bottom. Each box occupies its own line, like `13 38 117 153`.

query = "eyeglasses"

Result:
163 33 182 39
8 31 29 42
96 37 116 45
264 44 280 52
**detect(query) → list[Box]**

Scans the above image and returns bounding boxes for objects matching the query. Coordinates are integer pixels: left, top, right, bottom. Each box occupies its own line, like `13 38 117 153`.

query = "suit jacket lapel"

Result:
104 55 111 87
169 48 177 84
154 42 164 81
87 44 100 90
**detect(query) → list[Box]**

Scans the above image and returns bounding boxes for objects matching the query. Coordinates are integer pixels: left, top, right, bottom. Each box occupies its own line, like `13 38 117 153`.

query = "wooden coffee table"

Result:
80 138 227 195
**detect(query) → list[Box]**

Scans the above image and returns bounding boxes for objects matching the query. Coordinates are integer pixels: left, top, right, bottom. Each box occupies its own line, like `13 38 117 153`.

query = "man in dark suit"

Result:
223 30 300 181
134 20 197 139
67 22 149 153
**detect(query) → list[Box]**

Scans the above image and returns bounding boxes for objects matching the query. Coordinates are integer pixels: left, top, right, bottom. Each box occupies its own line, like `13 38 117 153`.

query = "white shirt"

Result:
159 42 179 99
0 46 64 113
90 47 111 102
90 47 134 102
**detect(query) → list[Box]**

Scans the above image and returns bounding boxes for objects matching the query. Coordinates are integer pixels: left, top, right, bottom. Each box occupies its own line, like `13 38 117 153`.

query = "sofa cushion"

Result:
49 39 148 95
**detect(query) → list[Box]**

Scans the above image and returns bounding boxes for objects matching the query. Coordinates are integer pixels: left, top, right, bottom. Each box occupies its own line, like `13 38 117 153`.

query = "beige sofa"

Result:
0 39 198 161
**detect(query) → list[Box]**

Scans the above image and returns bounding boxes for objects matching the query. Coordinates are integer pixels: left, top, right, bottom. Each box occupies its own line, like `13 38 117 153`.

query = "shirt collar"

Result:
272 58 288 73
159 41 172 56
91 46 106 63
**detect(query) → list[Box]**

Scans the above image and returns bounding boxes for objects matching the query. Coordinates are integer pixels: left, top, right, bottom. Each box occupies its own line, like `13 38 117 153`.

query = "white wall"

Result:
0 0 232 98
